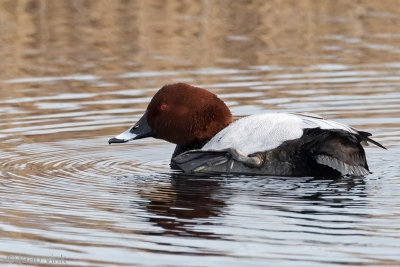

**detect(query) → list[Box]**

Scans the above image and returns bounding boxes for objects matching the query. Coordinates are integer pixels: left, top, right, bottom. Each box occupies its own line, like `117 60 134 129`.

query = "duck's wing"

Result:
295 113 386 149
171 148 262 175
299 128 372 176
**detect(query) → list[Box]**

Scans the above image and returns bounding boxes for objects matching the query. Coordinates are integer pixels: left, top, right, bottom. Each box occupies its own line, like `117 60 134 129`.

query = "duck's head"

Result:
108 83 232 147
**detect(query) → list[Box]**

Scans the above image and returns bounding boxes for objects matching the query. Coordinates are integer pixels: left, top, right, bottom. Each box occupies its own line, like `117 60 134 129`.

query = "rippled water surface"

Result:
1 1 400 266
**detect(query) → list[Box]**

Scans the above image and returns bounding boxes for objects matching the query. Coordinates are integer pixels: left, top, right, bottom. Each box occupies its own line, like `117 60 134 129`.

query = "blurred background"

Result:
0 1 399 266
1 0 400 141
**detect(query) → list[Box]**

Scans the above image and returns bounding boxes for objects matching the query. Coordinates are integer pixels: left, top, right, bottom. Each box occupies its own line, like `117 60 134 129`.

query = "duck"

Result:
109 83 385 177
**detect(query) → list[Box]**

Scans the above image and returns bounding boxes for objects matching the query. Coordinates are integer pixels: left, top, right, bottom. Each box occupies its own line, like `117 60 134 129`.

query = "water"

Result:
0 1 400 266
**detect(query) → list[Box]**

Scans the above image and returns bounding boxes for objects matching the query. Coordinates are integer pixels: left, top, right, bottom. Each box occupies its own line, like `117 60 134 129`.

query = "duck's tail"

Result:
357 130 386 149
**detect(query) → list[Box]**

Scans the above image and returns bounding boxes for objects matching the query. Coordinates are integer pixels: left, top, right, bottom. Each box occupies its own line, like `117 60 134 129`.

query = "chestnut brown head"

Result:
109 83 232 147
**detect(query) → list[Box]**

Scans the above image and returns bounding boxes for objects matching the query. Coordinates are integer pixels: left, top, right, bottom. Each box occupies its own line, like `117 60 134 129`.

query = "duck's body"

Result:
109 83 385 177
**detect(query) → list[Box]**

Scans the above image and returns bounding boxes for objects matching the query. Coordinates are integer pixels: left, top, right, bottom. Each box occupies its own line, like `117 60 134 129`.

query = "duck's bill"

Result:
108 112 154 144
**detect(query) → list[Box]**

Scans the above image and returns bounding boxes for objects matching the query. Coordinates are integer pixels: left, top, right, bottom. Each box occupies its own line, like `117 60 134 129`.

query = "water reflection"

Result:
141 174 227 238
138 174 369 240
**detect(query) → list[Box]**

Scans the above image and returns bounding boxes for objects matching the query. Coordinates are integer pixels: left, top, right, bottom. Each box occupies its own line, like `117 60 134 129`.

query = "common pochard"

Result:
109 83 385 177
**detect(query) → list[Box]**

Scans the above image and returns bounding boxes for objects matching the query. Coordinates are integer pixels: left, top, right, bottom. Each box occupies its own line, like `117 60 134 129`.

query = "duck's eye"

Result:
160 104 167 110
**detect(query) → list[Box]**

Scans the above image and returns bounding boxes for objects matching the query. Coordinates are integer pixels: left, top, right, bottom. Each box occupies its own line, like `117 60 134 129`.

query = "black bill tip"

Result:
108 137 128 144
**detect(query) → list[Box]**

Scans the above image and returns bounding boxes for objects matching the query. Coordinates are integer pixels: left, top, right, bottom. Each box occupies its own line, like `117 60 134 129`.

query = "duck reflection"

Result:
253 176 368 221
140 174 228 237
138 174 367 237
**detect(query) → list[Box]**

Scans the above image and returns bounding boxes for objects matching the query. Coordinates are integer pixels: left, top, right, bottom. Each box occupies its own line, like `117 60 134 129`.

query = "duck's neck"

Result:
171 141 207 158
170 142 208 170
170 119 233 161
